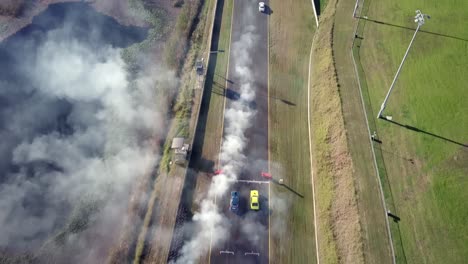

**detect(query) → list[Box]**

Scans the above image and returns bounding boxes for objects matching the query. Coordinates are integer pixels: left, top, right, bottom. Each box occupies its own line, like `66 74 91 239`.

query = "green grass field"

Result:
268 0 317 263
354 0 468 263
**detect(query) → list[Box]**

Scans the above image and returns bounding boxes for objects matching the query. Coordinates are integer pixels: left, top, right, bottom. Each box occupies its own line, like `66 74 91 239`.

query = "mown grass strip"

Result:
331 0 394 262
268 0 317 263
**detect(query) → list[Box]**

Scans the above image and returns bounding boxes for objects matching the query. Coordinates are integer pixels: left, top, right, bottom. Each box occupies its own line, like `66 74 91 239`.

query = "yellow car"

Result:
250 190 259 210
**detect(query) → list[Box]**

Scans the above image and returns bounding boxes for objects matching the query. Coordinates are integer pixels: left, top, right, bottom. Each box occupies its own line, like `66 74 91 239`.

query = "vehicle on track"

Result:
261 171 272 179
230 191 239 212
258 2 265 13
250 190 259 210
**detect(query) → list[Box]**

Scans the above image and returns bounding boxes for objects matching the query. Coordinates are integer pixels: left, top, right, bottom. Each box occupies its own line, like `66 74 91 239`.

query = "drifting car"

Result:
250 190 259 210
230 191 239 212
261 171 272 179
258 2 265 13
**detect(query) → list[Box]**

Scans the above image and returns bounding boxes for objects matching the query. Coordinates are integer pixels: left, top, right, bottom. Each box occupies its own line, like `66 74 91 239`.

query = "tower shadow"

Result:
381 118 468 148
357 16 468 42
271 179 304 198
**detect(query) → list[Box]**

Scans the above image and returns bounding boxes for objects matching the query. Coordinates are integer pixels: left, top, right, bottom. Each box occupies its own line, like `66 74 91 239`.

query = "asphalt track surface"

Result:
210 0 270 263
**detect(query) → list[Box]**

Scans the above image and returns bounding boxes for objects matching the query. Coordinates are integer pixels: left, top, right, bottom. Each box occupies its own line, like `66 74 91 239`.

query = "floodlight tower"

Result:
377 10 430 120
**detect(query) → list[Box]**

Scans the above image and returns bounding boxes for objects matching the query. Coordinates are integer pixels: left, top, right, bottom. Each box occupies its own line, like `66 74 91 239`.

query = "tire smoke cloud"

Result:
171 22 260 264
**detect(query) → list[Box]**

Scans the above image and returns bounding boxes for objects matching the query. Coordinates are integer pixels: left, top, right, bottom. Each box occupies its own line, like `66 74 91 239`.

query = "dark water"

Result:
0 2 147 252
3 2 148 48
0 1 148 177
0 2 147 81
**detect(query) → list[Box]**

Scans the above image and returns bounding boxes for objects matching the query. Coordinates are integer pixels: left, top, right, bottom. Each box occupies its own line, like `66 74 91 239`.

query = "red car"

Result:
261 171 272 179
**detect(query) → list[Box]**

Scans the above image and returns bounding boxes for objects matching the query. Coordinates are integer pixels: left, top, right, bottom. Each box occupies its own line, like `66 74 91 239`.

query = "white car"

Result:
258 2 265 13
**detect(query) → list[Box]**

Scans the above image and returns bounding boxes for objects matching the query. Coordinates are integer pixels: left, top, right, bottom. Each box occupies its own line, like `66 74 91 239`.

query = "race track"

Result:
210 0 270 263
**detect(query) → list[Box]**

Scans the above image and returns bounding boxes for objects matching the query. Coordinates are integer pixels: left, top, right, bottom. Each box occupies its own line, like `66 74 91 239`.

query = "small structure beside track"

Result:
171 137 190 165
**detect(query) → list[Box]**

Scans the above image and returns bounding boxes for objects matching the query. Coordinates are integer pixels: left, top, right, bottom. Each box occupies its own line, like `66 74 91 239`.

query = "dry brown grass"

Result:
139 168 185 264
309 0 364 263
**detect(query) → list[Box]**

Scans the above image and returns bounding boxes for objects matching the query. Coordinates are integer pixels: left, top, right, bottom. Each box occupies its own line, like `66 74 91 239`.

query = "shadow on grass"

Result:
390 221 409 264
265 5 273 16
357 16 468 42
213 84 296 107
271 178 304 198
381 118 468 148
377 146 415 164
212 84 240 101
215 73 234 84
278 98 296 106
313 0 321 16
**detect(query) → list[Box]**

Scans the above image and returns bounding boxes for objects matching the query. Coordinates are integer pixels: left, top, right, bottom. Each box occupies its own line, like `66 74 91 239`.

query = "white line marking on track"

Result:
234 179 270 184
350 2 396 261
267 6 271 264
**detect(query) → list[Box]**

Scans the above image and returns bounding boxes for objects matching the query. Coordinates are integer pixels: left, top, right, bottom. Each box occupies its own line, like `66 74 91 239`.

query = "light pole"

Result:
377 10 430 120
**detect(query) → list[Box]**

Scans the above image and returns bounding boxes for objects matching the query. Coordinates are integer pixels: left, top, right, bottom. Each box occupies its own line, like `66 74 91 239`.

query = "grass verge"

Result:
132 0 217 261
268 0 316 263
332 0 394 262
309 0 364 263
353 0 468 263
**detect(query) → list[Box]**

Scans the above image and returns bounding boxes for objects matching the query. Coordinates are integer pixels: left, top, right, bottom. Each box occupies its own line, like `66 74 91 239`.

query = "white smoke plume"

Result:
240 214 267 245
0 9 176 263
172 24 259 264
